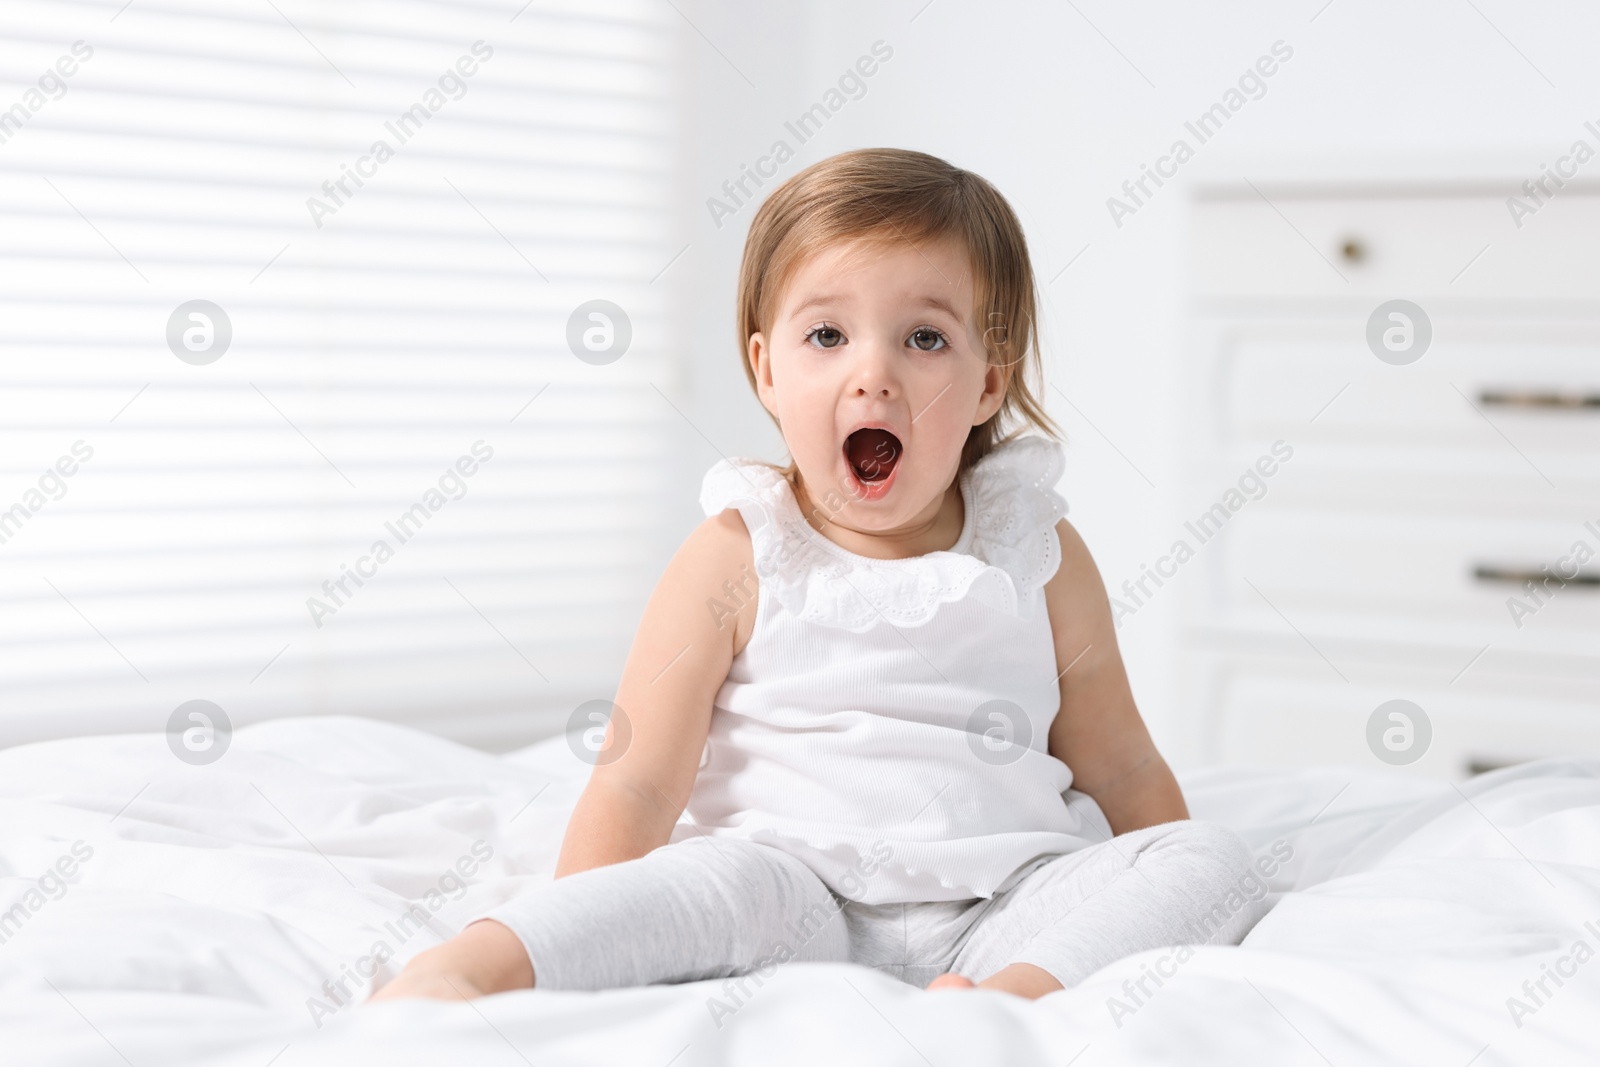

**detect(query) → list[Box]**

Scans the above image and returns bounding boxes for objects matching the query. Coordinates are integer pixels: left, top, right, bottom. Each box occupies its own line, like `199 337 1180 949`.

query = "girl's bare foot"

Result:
364 920 534 1005
977 962 1062 999
368 969 485 1004
926 963 1063 999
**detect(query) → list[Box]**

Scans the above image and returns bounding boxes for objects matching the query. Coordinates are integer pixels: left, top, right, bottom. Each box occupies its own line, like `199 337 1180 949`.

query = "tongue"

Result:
846 428 901 482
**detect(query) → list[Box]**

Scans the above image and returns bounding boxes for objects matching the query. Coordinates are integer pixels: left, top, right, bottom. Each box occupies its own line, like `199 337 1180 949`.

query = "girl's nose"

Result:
848 342 898 398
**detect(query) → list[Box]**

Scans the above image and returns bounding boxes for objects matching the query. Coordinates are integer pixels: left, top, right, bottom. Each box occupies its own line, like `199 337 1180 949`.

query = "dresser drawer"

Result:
1188 653 1600 779
1214 321 1600 454
1201 506 1600 658
1190 187 1600 302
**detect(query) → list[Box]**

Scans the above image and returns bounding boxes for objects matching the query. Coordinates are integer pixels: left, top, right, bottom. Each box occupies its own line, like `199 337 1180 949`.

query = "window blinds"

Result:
0 0 681 751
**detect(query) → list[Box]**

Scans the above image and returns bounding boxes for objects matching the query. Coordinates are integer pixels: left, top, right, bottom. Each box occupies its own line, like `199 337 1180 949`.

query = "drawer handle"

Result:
1473 564 1600 587
1466 756 1525 776
1479 389 1600 410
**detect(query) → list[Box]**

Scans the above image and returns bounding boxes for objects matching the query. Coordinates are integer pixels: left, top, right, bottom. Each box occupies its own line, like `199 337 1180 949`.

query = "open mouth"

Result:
844 427 902 496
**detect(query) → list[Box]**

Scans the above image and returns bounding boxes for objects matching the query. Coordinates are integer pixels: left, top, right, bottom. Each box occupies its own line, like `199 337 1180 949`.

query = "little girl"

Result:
372 148 1263 1004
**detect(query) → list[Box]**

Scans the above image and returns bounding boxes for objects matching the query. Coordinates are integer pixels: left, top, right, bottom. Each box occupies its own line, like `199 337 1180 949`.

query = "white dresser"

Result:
1178 182 1600 780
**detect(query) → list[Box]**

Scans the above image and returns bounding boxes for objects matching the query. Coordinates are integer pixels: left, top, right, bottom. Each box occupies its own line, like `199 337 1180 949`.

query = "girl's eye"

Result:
908 327 948 352
805 325 845 349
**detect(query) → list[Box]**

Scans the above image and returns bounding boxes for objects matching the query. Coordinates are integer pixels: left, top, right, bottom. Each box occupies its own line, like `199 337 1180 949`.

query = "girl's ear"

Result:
748 331 779 419
972 356 1007 426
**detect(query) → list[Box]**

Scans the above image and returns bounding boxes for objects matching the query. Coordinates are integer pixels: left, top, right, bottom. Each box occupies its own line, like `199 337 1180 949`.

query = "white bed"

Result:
1 715 1595 1066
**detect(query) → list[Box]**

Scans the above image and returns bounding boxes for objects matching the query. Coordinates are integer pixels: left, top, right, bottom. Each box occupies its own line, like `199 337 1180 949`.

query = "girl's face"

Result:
748 235 1006 537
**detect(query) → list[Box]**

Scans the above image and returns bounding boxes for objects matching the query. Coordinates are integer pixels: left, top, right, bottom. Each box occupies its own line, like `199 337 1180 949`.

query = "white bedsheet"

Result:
0 714 1595 1066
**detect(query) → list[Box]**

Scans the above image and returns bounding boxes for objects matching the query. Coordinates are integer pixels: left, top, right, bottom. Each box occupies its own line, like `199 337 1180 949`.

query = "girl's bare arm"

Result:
1043 519 1189 836
553 507 757 876
369 509 756 1001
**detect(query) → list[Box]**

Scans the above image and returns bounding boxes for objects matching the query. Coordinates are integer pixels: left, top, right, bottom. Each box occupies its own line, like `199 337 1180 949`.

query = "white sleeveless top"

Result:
668 435 1111 904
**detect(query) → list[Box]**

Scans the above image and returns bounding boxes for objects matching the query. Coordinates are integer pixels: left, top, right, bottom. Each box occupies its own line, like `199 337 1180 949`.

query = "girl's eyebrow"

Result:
914 295 964 320
789 294 963 320
789 295 846 318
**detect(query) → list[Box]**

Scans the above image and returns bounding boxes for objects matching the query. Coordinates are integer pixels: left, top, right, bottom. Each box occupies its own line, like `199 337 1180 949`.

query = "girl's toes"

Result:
926 972 976 991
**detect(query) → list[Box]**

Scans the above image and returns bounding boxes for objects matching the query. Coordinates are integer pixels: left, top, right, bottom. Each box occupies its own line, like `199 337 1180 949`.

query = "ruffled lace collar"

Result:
699 435 1067 632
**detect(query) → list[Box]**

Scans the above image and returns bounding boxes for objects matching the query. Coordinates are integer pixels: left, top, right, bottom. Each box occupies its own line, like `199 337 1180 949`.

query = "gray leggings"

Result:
471 820 1265 992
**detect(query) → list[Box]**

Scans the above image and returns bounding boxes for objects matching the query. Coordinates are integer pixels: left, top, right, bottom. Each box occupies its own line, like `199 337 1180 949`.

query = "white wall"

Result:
671 0 1599 763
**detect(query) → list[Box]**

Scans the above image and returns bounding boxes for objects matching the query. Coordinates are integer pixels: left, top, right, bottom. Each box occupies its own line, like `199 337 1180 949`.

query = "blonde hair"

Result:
736 147 1060 475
